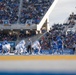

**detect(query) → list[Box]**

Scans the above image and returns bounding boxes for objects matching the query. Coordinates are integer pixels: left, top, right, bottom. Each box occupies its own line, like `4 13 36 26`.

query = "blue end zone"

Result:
0 72 76 75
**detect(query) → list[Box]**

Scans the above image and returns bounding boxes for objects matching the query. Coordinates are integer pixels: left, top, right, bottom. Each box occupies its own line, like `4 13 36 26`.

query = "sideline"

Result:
0 55 76 60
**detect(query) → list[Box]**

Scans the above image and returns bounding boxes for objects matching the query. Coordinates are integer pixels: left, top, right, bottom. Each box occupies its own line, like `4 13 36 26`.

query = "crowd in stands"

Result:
68 12 76 20
0 0 54 25
19 30 36 38
39 13 76 52
20 0 54 24
68 12 76 28
39 25 76 51
0 0 20 24
0 31 17 41
0 30 36 41
0 0 76 55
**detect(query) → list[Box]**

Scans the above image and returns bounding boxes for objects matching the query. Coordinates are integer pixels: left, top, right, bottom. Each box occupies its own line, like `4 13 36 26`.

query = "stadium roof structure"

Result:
49 0 76 27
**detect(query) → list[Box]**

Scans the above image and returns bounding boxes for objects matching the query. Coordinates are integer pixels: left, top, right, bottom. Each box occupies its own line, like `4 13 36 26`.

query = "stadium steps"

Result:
17 0 23 23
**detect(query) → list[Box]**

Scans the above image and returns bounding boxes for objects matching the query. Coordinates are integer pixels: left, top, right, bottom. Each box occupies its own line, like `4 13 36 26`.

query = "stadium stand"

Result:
0 0 54 25
20 0 54 24
0 13 76 55
0 0 76 55
38 12 76 55
0 12 76 55
0 0 20 24
0 0 55 44
0 0 54 42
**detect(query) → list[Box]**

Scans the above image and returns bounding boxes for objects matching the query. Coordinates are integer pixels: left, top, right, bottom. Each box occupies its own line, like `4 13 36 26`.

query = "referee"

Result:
27 38 32 54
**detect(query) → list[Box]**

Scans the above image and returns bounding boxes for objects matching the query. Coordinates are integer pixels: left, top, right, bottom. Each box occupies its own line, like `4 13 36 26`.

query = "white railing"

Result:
0 24 37 30
37 0 58 31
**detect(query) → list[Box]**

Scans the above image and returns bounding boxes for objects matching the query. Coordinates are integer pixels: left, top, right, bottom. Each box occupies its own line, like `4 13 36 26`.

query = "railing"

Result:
0 24 37 30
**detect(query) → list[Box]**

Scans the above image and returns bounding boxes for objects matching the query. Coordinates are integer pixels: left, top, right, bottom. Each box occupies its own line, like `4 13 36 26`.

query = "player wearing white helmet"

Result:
32 40 41 55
